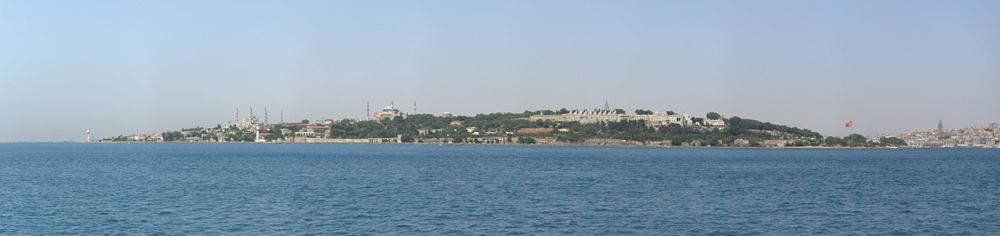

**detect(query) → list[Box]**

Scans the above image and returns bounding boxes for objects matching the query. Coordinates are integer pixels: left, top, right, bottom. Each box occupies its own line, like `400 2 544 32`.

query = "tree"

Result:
557 108 570 114
706 112 721 120
162 131 184 142
451 128 469 143
613 109 626 115
635 109 654 115
728 116 742 124
845 134 868 147
824 136 845 146
265 131 285 141
879 137 907 147
301 119 310 124
724 116 822 139
665 111 676 115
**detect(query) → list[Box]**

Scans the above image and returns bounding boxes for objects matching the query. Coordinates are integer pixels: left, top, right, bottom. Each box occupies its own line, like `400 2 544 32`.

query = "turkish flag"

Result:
845 120 853 128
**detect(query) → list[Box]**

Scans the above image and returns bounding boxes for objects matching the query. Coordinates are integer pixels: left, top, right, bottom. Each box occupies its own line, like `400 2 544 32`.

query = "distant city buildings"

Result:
294 124 328 138
106 101 996 149
897 121 999 148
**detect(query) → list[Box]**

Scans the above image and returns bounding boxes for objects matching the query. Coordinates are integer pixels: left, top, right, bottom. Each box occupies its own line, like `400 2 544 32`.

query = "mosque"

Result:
373 101 407 122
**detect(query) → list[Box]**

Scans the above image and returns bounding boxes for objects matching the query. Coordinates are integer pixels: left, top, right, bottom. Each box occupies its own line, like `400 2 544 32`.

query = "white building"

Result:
529 109 625 124
703 119 726 127
374 102 407 122
238 108 265 131
634 112 693 127
528 104 695 127
529 102 624 124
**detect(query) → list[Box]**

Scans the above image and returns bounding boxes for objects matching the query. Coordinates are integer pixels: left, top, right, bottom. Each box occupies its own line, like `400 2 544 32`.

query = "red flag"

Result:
845 120 853 128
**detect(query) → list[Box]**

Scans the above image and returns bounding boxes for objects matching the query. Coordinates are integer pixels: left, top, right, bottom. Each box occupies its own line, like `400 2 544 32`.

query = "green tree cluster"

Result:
822 134 907 147
162 131 184 142
706 112 721 120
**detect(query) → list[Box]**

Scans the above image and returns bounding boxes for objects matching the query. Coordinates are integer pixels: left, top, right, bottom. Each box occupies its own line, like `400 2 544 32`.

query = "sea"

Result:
1 143 998 235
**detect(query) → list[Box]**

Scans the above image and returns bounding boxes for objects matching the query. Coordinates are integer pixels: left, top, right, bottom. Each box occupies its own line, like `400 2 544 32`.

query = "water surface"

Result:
1 144 998 234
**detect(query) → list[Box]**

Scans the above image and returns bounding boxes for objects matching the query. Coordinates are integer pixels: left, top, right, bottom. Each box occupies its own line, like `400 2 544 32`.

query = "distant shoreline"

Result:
64 141 996 150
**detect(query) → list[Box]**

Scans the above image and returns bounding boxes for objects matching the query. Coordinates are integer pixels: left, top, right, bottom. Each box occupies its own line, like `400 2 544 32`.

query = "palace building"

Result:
527 102 705 127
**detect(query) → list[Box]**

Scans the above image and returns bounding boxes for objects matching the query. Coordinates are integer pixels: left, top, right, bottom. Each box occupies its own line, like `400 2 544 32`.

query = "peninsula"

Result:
97 102 976 148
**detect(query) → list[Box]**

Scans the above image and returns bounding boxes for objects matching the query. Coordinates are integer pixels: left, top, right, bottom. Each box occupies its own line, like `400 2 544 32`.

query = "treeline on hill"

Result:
145 109 906 147
328 113 539 143
551 116 824 146
323 110 839 146
145 110 907 147
823 134 907 147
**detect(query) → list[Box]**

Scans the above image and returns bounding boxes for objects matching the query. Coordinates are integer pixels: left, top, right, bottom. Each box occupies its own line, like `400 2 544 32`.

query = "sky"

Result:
1 0 998 142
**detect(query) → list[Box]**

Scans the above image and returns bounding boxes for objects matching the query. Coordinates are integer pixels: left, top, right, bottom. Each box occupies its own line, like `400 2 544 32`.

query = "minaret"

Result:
264 108 269 125
413 101 417 114
280 111 284 124
604 101 610 111
236 107 240 125
366 102 371 121
938 120 944 131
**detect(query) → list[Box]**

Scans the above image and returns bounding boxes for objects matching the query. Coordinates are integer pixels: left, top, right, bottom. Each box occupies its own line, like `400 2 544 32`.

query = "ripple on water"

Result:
0 144 999 234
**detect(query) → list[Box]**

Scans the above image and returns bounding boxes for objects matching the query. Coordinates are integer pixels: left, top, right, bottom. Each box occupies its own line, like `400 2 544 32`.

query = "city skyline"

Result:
31 102 1000 143
2 0 999 142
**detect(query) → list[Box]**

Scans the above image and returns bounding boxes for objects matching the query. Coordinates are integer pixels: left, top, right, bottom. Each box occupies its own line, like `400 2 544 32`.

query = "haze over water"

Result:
2 144 998 234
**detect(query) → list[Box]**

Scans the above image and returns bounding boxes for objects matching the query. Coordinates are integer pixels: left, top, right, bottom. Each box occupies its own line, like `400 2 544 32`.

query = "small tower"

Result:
938 120 944 131
366 102 371 121
86 129 91 143
413 101 417 114
603 101 610 111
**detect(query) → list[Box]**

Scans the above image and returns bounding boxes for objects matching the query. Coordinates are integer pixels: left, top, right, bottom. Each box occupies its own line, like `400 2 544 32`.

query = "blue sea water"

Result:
1 144 998 235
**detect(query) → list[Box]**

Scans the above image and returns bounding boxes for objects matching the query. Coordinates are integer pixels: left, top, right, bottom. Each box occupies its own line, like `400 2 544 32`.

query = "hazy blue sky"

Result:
1 0 998 142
